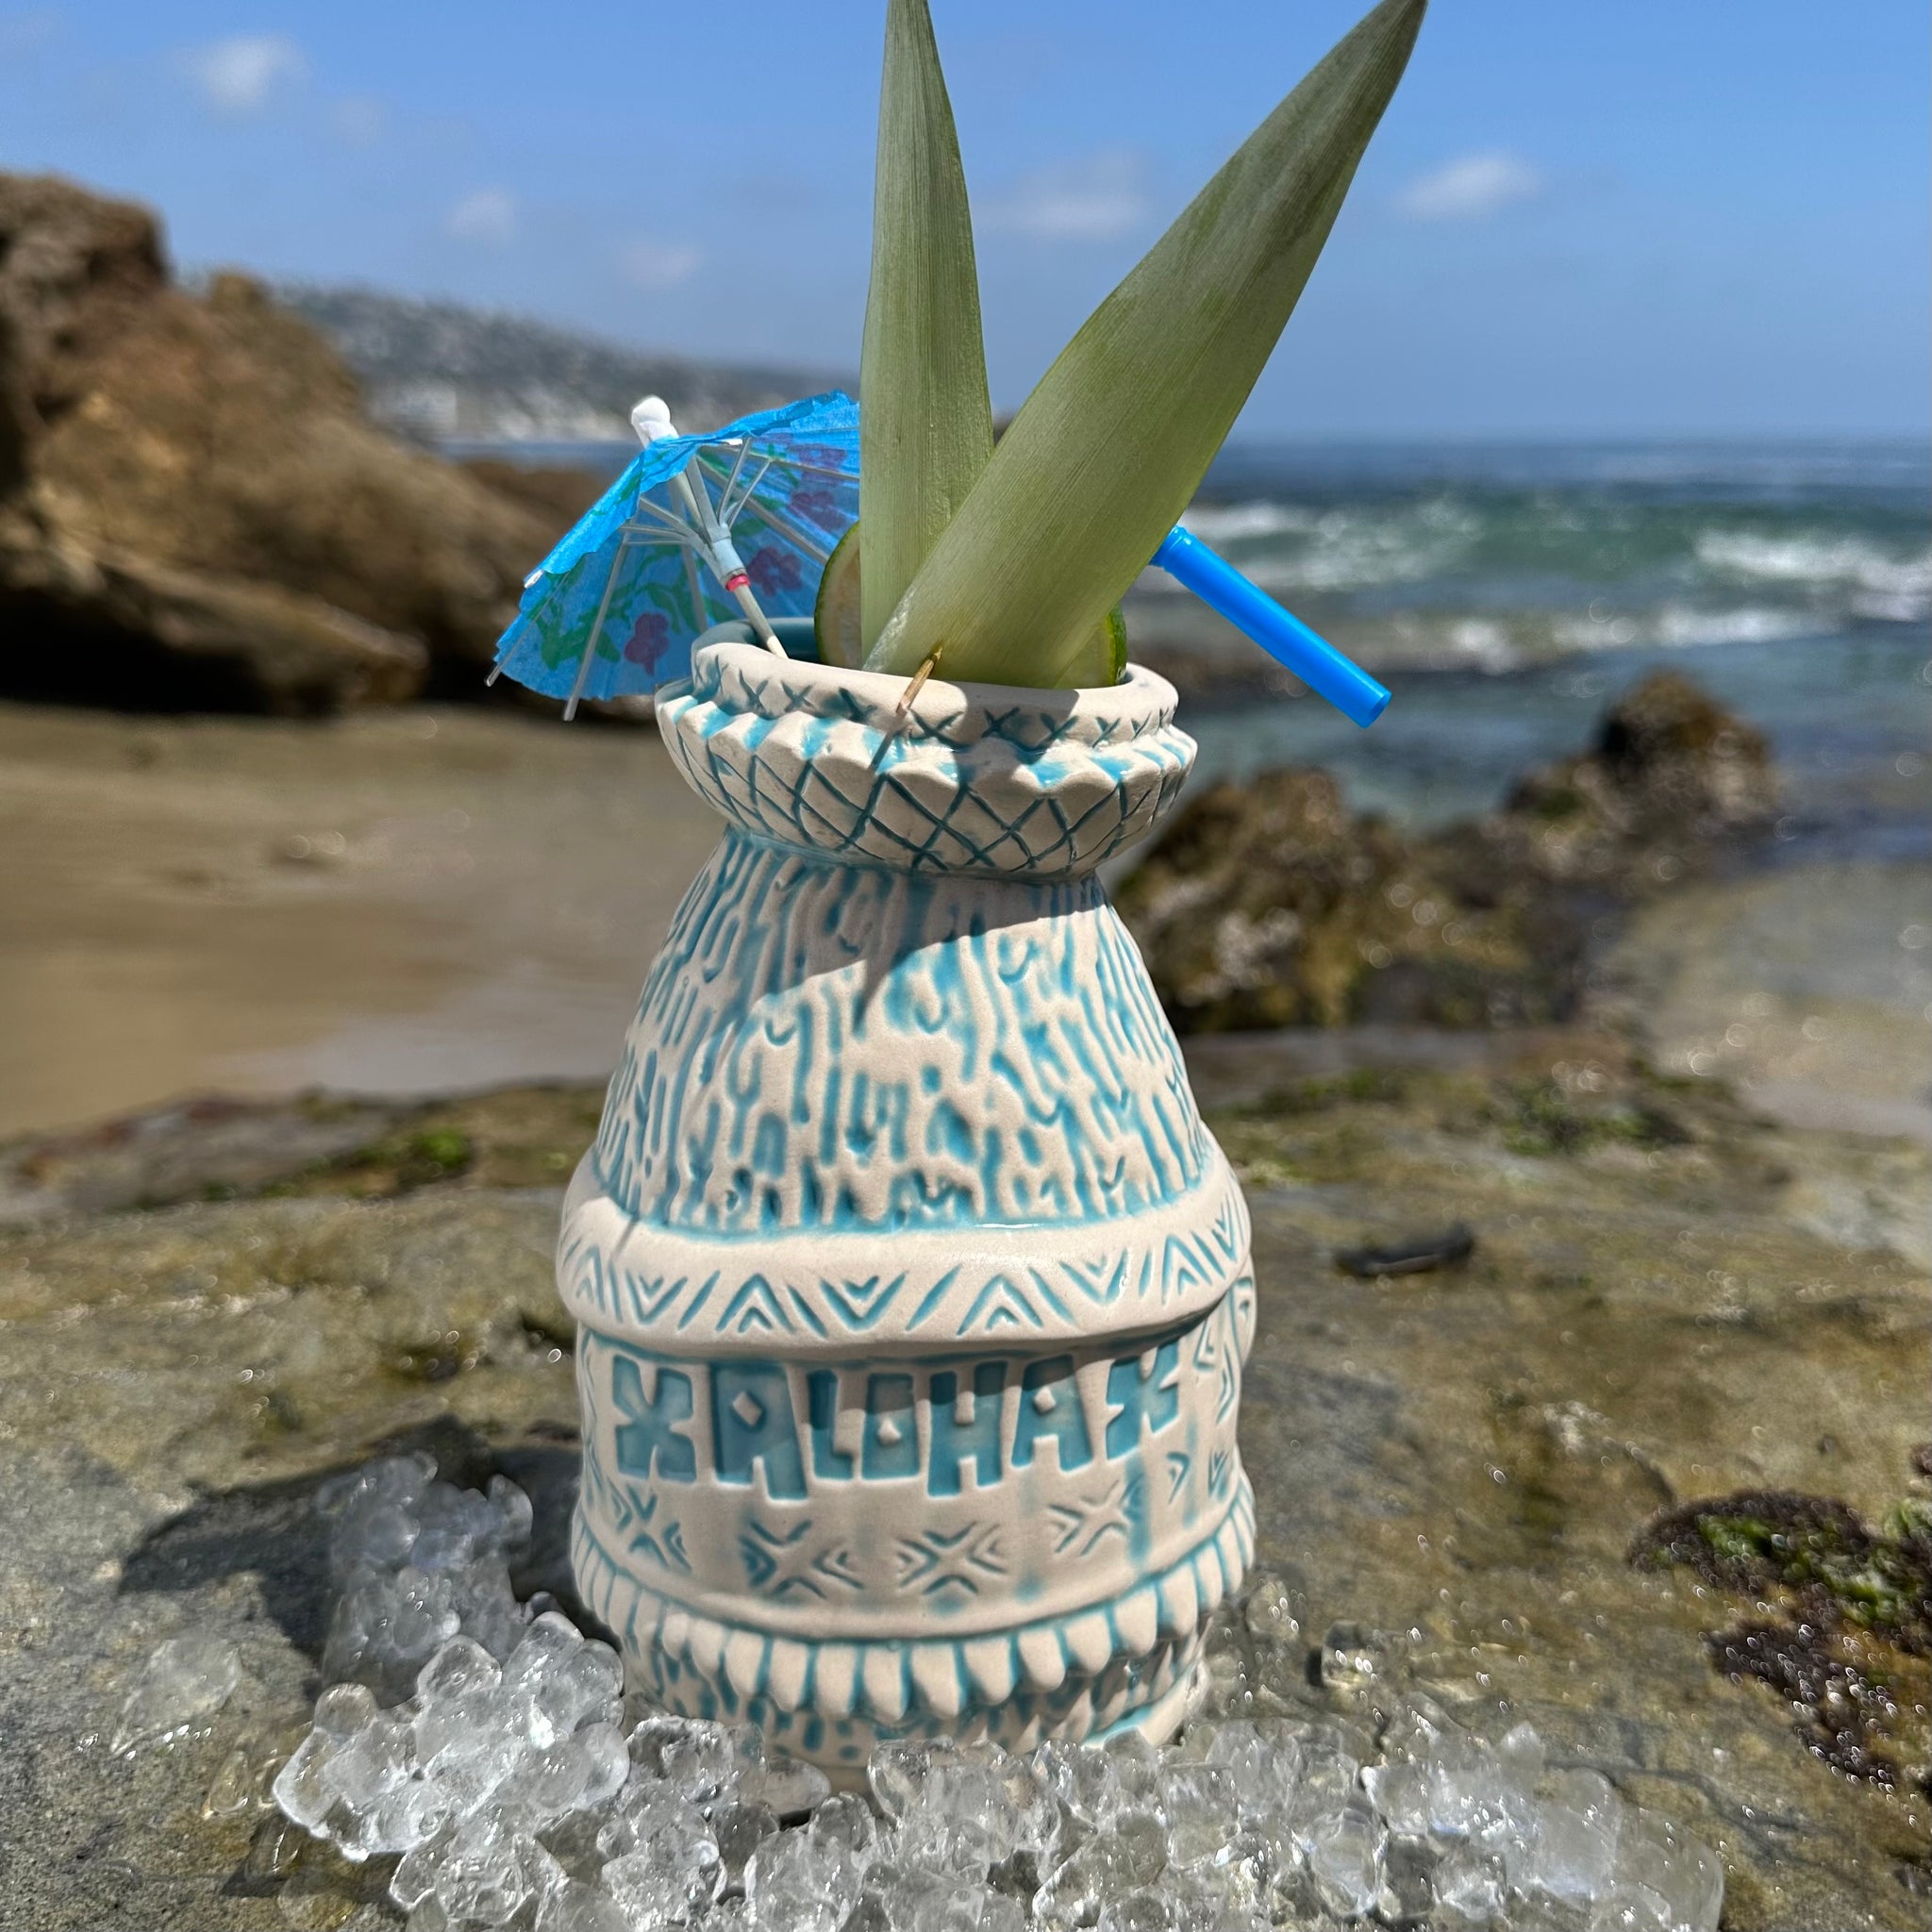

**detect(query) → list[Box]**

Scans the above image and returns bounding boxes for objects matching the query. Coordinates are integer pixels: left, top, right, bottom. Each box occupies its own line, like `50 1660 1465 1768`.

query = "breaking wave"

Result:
1141 445 1931 669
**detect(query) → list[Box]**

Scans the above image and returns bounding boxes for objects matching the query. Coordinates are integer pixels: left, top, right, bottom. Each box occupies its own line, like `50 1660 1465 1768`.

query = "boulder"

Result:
1116 764 1586 1032
0 174 558 712
1440 669 1782 898
1118 674 1779 1034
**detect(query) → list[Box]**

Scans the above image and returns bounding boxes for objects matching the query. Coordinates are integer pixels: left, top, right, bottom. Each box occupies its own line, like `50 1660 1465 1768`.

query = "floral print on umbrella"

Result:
488 391 858 707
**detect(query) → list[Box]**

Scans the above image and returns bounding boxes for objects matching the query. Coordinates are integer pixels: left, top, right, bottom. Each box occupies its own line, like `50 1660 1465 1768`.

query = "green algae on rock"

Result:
1631 1473 1932 1790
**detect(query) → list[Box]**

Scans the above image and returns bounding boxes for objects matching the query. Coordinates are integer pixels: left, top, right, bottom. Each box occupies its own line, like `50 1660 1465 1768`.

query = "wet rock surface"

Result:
0 173 559 713
0 1056 1924 1927
1117 673 1780 1034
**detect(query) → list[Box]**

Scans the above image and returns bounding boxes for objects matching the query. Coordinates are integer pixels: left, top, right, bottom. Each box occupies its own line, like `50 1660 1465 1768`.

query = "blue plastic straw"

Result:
1150 525 1391 727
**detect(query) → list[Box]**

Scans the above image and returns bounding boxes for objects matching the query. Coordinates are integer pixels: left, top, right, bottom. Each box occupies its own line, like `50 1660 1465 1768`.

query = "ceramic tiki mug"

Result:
561 638 1255 1775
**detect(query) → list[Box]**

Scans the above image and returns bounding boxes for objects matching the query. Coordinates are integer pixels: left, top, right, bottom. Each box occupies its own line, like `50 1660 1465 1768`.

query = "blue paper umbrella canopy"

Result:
489 390 858 712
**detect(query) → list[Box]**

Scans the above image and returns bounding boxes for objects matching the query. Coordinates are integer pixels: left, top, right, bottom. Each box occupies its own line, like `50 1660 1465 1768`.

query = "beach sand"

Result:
4 697 1925 1151
0 701 721 1136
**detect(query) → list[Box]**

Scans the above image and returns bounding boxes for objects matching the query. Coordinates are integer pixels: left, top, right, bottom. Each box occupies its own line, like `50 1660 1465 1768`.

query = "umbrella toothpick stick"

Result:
671 462 785 658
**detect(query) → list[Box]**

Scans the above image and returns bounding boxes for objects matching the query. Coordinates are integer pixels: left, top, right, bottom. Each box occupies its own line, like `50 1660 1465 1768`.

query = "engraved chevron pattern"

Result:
894 1524 1007 1606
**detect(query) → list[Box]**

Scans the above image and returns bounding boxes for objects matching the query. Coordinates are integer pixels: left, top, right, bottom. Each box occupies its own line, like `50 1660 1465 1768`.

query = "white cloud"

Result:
985 149 1149 242
446 189 517 247
618 240 701 291
179 33 306 115
1396 151 1543 222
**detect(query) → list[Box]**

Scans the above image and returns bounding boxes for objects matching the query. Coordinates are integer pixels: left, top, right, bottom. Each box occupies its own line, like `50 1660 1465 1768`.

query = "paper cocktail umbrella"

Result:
489 390 858 717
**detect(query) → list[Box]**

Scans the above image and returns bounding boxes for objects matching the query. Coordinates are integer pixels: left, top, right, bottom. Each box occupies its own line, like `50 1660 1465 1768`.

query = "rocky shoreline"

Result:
1117 671 1780 1035
0 686 1924 1922
0 1038 1924 1928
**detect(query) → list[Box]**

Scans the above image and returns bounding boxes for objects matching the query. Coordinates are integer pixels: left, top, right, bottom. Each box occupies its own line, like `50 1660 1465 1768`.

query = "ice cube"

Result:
869 1737 962 1824
1199 1720 1267 1785
319 1451 437 1521
711 1798 781 1892
370 1777 457 1857
744 1829 854 1932
1615 1807 1724 1932
595 1780 722 1909
899 1760 1024 1878
391 1824 456 1910
452 1557 530 1661
1241 1572 1305 1648
324 1564 463 1699
272 1728 339 1833
410 1480 507 1572
1283 1744 1358 1851
503 1611 584 1693
1033 1811 1168 1929
1101 1730 1165 1812
1203 1831 1277 1921
994 1752 1064 1859
415 1682 538 1797
739 1749 833 1822
511 1722 629 1824
1304 1794 1386 1921
417 1636 502 1709
1032 1739 1123 1828
1197 1632 1255 1722
625 1711 690 1774
1361 1759 1432 1838
532 1641 625 1743
1496 1721 1545 1791
489 1474 535 1549
1431 1841 1505 1927
1523 1773 1623 1907
1158 1764 1240 1867
1589 1884 1680 1932
603 1818 725 1924
433 1814 540 1926
111 1631 243 1754
534 1879 630 1932
807 1791 879 1866
1378 1833 1439 1927
536 1795 622 1885
1424 1735 1504 1839
313 1683 379 1738
323 1710 419 1814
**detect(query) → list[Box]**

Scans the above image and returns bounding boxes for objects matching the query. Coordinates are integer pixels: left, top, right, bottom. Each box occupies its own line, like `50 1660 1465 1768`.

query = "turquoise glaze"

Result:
562 639 1255 1774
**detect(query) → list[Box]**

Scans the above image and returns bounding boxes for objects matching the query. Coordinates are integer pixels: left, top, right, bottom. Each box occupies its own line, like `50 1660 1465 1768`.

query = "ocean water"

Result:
1143 439 1930 857
502 435 1928 858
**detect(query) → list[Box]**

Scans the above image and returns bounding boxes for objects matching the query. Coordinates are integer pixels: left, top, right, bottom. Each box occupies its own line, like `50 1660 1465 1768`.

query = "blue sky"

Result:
3 1 1925 436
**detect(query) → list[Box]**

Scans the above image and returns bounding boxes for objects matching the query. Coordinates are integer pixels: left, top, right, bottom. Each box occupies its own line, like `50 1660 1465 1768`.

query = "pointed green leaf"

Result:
866 0 1426 685
859 0 994 649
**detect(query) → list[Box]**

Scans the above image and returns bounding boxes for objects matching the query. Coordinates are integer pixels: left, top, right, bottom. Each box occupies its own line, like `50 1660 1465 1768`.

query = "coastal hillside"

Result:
275 284 849 444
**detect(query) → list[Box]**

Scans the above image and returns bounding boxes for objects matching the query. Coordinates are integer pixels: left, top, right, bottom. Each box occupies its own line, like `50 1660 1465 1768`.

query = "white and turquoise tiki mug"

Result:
561 637 1256 1775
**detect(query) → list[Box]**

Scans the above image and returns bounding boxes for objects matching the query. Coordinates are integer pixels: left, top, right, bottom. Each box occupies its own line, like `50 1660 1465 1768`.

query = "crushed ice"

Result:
222 1455 1724 1931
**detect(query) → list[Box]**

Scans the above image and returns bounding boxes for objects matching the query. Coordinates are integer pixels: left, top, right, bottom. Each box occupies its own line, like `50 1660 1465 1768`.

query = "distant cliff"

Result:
275 285 849 444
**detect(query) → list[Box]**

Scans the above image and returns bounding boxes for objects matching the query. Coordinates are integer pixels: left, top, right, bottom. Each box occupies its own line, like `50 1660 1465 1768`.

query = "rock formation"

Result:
0 174 557 712
1118 672 1780 1033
